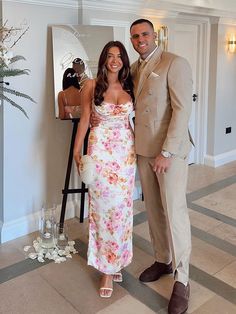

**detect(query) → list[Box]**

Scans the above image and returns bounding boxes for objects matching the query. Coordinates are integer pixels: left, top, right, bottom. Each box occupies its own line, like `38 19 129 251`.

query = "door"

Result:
169 24 199 164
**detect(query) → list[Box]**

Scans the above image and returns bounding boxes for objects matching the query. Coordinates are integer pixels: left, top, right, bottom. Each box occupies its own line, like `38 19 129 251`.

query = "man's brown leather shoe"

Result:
168 281 190 314
139 261 172 282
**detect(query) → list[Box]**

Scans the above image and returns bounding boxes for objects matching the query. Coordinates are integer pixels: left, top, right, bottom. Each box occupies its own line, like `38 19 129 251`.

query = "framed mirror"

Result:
52 24 114 119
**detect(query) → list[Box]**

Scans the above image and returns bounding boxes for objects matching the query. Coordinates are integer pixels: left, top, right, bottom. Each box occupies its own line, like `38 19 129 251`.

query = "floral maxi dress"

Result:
87 101 136 274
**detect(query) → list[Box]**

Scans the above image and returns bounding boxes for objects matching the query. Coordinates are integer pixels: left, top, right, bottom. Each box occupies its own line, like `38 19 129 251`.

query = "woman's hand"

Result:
64 106 73 114
90 111 101 127
74 154 82 175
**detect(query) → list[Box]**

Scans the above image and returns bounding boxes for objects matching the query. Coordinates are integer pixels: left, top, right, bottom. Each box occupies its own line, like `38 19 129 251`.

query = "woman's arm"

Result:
73 79 94 172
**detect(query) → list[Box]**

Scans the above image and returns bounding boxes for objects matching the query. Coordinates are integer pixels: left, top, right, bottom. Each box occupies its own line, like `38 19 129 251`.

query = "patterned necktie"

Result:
134 60 146 97
138 60 146 74
137 60 146 84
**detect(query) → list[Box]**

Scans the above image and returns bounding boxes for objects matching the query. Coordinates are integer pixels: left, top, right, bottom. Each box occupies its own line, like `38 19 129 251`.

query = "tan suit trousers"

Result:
137 155 191 284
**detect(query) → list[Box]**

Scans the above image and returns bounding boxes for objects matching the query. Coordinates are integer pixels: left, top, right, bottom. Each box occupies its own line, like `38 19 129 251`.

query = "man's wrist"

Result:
161 150 174 158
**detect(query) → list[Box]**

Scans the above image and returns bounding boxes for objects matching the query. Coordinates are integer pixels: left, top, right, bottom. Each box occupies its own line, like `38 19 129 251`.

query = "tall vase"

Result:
39 206 56 249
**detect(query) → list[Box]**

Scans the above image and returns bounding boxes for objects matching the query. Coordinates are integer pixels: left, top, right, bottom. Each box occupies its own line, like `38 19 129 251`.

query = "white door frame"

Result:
174 14 211 165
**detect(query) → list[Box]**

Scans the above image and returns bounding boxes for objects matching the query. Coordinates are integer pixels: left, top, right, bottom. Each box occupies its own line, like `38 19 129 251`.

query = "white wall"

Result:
206 21 236 166
215 23 236 155
1 0 79 242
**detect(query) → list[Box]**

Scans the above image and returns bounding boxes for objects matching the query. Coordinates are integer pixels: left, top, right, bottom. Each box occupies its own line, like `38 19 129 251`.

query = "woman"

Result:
73 41 136 298
58 68 81 119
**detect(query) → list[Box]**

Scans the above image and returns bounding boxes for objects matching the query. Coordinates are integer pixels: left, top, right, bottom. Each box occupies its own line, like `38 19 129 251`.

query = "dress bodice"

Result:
93 101 134 128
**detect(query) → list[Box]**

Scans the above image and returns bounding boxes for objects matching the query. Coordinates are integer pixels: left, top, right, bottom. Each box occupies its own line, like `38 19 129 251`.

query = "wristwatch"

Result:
161 150 173 158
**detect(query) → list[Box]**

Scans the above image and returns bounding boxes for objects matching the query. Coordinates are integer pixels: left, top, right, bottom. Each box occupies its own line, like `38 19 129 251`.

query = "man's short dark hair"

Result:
130 19 154 32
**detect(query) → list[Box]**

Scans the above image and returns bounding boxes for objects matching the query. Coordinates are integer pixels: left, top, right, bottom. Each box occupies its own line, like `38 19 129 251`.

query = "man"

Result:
72 57 89 89
130 19 193 314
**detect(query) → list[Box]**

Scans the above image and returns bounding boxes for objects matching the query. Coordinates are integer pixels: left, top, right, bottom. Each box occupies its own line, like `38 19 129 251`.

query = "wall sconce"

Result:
157 26 168 51
228 35 236 53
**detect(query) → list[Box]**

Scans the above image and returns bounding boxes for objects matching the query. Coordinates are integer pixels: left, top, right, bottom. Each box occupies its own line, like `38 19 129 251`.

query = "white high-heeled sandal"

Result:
100 275 113 298
99 287 113 298
113 272 123 282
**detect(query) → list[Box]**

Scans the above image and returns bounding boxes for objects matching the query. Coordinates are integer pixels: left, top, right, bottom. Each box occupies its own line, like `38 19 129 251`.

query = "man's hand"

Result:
90 111 101 127
152 154 172 174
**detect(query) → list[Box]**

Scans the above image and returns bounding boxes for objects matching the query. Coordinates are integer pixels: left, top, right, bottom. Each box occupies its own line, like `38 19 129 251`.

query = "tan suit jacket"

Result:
131 47 193 158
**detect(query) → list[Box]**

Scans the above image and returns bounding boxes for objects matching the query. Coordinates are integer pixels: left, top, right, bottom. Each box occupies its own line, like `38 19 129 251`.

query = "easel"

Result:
59 118 89 225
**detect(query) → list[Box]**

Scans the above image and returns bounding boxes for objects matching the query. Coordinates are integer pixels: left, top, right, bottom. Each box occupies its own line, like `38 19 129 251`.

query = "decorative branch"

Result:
9 55 26 64
10 26 29 49
3 86 36 103
0 68 30 77
2 94 29 118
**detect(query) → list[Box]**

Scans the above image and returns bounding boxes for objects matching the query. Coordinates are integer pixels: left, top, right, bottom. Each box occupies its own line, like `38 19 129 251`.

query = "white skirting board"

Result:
1 181 142 243
1 201 76 244
204 149 236 167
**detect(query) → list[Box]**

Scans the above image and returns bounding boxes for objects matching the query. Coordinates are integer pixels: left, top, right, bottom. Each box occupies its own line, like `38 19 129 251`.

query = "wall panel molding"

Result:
82 0 236 18
4 0 80 8
90 18 130 48
5 0 236 18
219 17 236 25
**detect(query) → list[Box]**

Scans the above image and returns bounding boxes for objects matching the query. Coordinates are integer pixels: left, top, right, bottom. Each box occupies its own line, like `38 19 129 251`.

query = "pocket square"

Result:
151 72 160 78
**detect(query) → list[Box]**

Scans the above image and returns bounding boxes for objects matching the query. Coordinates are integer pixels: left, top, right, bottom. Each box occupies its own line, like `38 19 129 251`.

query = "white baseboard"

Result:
1 201 76 244
204 149 236 167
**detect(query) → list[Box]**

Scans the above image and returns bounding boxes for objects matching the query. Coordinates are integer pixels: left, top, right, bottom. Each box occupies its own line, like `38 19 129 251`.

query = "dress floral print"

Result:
87 101 136 274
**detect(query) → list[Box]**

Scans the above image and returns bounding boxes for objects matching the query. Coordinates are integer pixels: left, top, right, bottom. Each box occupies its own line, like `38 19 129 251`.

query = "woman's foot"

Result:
113 272 123 282
99 274 113 298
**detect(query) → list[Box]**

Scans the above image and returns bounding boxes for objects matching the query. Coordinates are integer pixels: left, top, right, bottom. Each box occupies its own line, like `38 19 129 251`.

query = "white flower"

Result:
3 50 13 65
0 45 13 66
25 236 78 264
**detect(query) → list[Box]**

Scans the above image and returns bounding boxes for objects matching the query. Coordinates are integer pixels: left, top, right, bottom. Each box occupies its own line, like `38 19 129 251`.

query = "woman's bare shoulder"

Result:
58 90 64 99
83 78 96 89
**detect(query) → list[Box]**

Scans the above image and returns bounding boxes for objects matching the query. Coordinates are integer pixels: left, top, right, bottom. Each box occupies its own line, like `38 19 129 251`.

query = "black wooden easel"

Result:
59 119 89 225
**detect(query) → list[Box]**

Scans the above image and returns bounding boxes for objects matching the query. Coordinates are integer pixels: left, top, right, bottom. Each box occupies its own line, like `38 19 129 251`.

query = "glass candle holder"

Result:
55 222 68 250
39 207 56 249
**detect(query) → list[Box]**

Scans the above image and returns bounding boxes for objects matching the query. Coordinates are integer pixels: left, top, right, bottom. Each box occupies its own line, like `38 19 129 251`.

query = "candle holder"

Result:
39 206 56 249
55 222 69 250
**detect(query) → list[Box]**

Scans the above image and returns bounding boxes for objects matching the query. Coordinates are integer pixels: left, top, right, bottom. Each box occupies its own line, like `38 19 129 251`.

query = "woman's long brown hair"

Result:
94 41 134 106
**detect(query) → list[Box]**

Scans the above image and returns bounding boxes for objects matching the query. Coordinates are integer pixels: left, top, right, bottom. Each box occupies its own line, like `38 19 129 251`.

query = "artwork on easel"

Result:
51 25 114 119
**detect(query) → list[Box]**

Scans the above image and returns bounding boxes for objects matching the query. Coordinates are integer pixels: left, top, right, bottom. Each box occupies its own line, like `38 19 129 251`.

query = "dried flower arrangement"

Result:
0 20 36 118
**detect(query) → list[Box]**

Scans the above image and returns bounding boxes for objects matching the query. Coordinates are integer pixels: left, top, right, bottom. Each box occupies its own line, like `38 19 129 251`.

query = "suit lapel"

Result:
135 47 163 101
